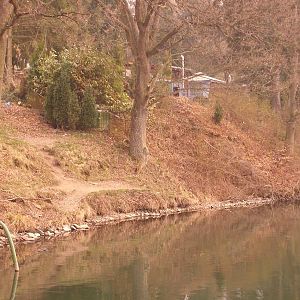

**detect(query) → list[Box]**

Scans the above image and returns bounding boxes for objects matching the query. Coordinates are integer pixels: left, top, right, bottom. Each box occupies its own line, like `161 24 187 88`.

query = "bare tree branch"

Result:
147 24 183 56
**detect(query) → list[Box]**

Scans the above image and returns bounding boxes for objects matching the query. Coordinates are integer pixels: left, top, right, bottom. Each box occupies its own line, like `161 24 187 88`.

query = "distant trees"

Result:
0 0 298 155
221 0 299 154
0 0 34 99
96 0 296 159
188 0 299 154
0 0 87 100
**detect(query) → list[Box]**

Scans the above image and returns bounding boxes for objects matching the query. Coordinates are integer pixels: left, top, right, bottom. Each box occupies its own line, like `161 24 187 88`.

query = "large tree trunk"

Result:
271 68 282 112
286 51 299 155
120 0 182 162
0 33 7 100
130 101 148 160
5 27 13 87
285 3 299 155
129 34 151 161
286 118 296 155
0 0 10 100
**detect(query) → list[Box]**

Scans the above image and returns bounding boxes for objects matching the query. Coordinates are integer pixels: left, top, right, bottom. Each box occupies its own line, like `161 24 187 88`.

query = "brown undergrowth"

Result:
0 89 299 232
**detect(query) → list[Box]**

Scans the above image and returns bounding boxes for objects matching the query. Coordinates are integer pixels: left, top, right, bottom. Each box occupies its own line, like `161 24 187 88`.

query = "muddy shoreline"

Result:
0 197 277 249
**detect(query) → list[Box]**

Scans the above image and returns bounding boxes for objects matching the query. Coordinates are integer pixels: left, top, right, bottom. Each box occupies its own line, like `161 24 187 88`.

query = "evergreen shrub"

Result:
45 64 80 129
213 102 223 125
29 47 131 114
78 88 99 130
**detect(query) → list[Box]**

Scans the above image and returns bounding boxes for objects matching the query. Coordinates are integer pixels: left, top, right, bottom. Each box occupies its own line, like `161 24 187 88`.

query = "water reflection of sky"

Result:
1 206 300 300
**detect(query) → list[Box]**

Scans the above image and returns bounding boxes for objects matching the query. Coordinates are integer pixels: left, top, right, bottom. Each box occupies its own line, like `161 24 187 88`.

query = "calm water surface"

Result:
1 206 300 300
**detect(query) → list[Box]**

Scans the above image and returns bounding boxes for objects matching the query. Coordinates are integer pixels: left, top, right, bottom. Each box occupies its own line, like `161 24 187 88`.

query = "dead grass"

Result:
0 192 71 233
86 190 197 216
146 94 299 200
50 134 135 181
0 92 299 232
212 87 285 148
0 126 55 198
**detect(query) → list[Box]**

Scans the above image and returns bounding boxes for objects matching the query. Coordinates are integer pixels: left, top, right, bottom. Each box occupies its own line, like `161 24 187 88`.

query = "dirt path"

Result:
22 135 139 213
1 105 140 213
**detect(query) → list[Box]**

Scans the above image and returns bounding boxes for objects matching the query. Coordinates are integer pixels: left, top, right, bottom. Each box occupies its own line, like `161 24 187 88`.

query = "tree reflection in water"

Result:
1 206 300 299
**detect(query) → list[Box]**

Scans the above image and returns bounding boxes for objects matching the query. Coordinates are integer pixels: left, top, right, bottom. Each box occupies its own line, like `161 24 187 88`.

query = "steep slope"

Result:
147 96 299 200
0 93 299 232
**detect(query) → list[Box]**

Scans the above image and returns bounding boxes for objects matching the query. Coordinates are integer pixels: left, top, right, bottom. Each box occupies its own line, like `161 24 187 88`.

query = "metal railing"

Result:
98 111 110 131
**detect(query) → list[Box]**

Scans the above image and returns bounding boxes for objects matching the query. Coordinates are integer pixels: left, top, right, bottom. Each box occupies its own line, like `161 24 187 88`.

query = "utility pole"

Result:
181 55 185 89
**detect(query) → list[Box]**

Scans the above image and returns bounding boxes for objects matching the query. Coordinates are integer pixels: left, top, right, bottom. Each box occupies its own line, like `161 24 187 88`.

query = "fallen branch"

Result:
203 139 220 153
0 188 51 203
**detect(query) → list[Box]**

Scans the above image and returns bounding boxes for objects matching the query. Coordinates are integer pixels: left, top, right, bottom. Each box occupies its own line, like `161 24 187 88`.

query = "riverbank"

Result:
0 197 276 248
3 194 300 250
1 90 300 237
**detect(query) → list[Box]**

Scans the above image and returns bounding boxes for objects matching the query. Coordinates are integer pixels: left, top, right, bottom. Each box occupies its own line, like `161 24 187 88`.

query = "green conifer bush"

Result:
79 88 99 130
45 64 80 129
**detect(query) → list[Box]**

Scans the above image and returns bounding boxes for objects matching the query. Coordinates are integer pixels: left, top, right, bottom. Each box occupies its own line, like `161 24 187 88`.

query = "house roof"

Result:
187 72 226 84
171 66 192 72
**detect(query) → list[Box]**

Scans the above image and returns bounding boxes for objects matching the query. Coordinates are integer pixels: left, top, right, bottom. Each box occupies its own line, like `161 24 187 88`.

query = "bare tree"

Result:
285 2 299 155
0 0 11 99
5 27 13 87
0 0 87 100
191 0 299 153
100 0 188 161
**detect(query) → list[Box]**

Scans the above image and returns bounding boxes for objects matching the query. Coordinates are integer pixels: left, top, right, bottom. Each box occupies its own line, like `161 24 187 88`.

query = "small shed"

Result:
185 73 226 99
171 72 226 99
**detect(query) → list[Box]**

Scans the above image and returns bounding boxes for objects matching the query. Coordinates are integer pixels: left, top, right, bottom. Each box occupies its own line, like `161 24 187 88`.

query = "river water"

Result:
1 205 300 300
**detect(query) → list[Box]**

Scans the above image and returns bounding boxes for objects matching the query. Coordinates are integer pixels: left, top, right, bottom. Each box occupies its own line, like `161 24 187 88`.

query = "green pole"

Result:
0 221 19 272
